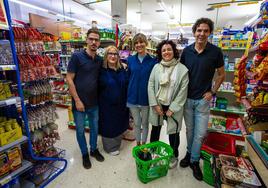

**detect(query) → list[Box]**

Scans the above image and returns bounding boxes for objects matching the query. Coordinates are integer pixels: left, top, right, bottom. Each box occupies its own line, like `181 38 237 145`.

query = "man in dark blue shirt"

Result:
179 18 225 181
66 28 104 169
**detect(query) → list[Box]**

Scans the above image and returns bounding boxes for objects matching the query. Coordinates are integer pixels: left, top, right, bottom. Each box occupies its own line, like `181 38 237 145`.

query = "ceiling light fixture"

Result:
9 0 49 12
9 0 88 25
156 0 175 19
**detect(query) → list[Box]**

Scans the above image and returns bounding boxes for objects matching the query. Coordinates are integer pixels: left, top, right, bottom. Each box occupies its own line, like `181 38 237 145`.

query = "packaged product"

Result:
0 152 10 177
221 166 261 187
210 115 226 132
7 147 22 172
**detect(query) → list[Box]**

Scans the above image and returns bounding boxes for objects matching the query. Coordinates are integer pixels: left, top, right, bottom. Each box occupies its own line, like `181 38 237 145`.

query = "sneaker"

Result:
82 153 91 169
190 162 203 181
109 150 120 156
169 157 178 169
90 149 105 162
180 152 191 168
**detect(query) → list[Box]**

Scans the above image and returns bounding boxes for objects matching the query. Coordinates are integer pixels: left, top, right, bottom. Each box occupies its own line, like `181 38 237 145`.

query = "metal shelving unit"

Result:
0 160 33 186
1 0 68 187
0 136 27 153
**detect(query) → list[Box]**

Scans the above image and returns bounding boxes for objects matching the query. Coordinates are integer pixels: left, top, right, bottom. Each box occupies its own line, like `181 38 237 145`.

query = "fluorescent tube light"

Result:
157 0 175 19
9 0 49 12
10 0 88 25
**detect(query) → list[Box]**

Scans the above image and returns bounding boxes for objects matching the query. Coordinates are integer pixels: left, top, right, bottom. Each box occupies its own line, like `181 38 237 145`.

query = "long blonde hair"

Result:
103 45 122 70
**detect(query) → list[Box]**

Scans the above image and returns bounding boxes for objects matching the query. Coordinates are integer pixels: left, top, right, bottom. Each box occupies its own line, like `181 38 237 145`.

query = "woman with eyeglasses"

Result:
148 40 189 169
98 45 129 156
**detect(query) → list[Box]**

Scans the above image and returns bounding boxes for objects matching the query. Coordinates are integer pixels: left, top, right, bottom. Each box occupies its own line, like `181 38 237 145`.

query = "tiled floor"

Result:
48 108 211 188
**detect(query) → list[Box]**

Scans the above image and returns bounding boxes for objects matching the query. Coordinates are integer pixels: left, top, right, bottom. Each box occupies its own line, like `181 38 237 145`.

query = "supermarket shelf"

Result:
0 64 16 71
43 49 61 53
221 48 246 51
52 89 68 94
0 136 28 153
0 160 33 186
210 107 247 115
55 102 70 108
218 90 235 93
61 71 67 74
225 70 234 73
207 128 244 139
60 54 71 58
0 97 21 107
59 39 86 43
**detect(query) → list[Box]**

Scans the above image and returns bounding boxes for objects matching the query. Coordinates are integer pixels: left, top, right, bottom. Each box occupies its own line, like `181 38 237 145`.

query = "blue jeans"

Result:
184 98 210 162
73 106 99 155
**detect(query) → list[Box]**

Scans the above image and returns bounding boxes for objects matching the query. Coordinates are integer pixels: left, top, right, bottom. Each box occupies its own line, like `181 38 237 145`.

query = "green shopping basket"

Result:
132 141 173 184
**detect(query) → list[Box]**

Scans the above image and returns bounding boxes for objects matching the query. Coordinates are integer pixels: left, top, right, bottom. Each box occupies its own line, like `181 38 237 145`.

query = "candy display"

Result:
27 103 60 155
233 55 247 101
27 103 58 132
17 55 58 82
0 40 13 65
221 166 261 187
23 80 52 106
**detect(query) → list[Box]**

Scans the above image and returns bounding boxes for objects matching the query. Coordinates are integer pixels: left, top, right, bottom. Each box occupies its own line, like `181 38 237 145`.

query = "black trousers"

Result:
150 125 180 157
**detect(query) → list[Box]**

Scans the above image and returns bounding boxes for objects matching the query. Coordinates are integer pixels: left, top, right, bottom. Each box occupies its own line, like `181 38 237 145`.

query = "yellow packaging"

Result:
61 32 71 40
0 126 22 146
7 147 22 172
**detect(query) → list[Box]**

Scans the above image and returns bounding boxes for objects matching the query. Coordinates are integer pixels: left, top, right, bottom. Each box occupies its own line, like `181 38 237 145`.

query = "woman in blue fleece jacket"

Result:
127 33 157 145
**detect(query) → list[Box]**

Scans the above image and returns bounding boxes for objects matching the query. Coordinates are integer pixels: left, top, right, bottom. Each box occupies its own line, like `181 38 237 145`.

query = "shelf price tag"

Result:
0 175 11 186
5 98 17 106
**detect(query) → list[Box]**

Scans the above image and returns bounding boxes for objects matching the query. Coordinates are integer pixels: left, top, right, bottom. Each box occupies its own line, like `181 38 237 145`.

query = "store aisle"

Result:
48 108 210 188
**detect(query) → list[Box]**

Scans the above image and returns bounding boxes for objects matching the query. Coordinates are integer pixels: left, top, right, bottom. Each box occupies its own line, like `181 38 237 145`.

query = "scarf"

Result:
156 58 178 104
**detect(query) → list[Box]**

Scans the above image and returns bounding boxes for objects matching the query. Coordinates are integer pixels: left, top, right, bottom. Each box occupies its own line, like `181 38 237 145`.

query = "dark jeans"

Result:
150 125 180 158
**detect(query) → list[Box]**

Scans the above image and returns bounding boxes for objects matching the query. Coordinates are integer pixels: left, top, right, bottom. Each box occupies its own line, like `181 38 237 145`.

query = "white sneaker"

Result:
109 150 120 156
169 157 178 169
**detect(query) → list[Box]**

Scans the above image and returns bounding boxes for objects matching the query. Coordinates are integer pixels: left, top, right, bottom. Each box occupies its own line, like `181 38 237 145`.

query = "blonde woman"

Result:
98 46 129 155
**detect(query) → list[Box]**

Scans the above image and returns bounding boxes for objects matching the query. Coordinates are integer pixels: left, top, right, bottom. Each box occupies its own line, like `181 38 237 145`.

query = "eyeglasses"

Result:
87 37 100 42
107 52 119 56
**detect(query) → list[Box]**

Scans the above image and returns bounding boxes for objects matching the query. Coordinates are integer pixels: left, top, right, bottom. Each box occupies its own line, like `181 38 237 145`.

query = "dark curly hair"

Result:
156 40 179 61
192 18 214 34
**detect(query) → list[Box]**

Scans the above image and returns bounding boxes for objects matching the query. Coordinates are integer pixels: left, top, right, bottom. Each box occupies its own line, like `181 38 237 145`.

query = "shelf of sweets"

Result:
210 107 247 115
221 47 246 51
0 136 27 153
0 160 33 187
207 128 244 138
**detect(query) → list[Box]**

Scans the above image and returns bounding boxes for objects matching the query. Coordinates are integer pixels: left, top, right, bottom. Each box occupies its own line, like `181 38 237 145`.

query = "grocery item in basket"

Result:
219 154 237 167
221 166 261 187
137 148 152 161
